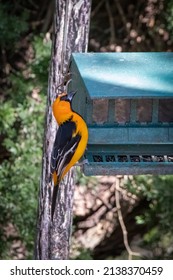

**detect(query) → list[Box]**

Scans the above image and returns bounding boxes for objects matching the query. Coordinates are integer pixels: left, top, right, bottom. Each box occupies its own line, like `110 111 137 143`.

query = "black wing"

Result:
51 120 81 180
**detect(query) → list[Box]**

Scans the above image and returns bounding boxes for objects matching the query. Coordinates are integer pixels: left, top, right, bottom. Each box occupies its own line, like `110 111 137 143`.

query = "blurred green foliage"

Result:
72 248 93 260
129 175 173 233
0 34 51 258
166 0 173 38
0 2 29 48
127 175 173 259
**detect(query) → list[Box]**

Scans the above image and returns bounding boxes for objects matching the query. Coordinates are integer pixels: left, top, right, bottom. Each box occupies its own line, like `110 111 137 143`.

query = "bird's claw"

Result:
76 159 89 166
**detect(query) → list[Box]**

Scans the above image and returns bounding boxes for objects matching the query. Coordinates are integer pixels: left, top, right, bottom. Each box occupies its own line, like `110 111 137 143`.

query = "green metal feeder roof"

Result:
71 52 173 99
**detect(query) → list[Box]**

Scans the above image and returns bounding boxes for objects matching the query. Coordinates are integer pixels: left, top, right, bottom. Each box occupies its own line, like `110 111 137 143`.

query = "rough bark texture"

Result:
35 0 91 260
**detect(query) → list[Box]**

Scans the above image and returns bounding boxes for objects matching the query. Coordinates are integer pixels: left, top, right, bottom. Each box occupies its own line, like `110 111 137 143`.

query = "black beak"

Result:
67 91 77 101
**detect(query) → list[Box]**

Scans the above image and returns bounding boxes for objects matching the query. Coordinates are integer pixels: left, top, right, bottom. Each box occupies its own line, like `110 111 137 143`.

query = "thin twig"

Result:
105 0 116 44
114 177 141 260
91 0 105 18
114 0 128 33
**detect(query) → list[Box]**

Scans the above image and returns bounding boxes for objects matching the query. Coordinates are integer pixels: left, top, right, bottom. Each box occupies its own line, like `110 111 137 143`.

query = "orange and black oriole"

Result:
51 91 88 220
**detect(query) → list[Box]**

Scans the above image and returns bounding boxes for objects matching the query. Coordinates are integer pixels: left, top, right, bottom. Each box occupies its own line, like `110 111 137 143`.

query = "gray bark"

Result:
35 0 91 260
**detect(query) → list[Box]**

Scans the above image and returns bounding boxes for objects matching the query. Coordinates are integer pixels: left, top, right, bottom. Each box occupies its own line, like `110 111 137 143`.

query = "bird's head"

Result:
52 91 76 124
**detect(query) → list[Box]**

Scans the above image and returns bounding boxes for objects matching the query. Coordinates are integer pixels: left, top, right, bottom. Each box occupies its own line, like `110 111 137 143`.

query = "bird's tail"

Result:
51 182 59 221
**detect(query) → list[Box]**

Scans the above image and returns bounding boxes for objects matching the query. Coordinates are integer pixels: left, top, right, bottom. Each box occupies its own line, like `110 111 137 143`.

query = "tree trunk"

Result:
35 0 92 260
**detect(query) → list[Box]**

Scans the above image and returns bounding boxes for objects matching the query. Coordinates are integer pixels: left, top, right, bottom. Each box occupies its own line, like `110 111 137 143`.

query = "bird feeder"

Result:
70 52 173 176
